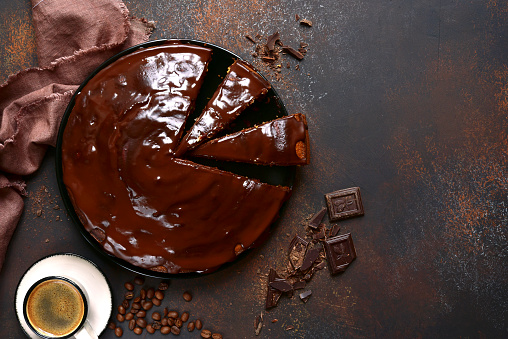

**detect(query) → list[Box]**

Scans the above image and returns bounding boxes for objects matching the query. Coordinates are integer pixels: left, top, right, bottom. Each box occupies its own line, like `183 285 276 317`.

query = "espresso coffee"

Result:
25 278 85 337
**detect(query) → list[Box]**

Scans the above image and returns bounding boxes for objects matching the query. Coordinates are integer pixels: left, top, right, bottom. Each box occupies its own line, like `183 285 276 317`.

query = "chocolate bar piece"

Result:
270 280 293 292
329 224 341 237
299 290 312 302
265 269 284 309
301 248 321 272
323 233 357 274
288 235 308 270
308 207 327 229
325 187 364 222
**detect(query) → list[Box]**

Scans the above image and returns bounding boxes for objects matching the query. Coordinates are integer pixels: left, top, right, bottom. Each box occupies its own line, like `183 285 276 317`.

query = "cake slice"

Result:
174 59 270 157
189 114 310 166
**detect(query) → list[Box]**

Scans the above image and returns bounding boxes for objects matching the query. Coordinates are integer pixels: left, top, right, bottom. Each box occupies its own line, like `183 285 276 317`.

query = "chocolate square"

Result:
325 187 364 222
324 233 357 274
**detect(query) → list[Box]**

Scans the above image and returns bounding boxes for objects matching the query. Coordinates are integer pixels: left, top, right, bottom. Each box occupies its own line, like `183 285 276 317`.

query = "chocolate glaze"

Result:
189 114 310 165
175 59 271 157
61 43 291 273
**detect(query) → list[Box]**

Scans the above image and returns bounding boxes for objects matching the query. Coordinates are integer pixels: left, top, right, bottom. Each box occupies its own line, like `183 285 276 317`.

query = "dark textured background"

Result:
1 0 507 338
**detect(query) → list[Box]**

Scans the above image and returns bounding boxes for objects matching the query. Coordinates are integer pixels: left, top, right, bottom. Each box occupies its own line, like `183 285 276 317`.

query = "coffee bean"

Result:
167 317 175 326
122 299 129 309
201 329 212 338
152 312 161 321
140 288 146 300
183 291 192 302
152 321 162 330
133 276 145 285
163 307 169 317
133 296 141 303
124 291 134 300
136 310 146 318
114 327 123 337
118 305 126 315
181 312 189 322
129 319 136 330
195 319 203 330
155 290 164 300
152 297 161 306
130 308 137 314
133 327 142 335
146 324 155 334
171 325 181 335
132 302 141 310
108 321 116 330
116 314 125 322
136 318 147 328
142 300 153 310
161 318 169 326
175 319 183 328
161 326 171 334
168 311 179 319
146 288 155 299
158 281 169 290
212 333 223 339
124 282 134 291
187 321 195 332
125 313 134 321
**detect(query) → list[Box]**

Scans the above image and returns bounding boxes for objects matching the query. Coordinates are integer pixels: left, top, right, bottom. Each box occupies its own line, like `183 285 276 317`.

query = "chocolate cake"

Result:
174 59 271 157
189 114 310 166
61 42 305 274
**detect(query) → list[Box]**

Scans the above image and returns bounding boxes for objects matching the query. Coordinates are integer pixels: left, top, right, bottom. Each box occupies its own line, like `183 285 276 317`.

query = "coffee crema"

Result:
25 279 85 337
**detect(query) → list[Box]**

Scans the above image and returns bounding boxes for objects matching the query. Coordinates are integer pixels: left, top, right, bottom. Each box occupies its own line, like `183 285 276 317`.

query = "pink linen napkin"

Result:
0 0 155 272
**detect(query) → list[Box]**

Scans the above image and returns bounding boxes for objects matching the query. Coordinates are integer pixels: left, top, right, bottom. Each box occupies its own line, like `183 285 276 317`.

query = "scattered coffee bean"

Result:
124 291 134 300
133 276 145 285
114 327 123 337
181 312 189 322
212 334 223 339
171 325 181 335
129 319 136 330
133 296 141 303
175 319 183 328
116 314 125 322
129 308 137 314
108 321 116 330
201 329 212 338
161 318 169 326
142 300 153 310
167 317 175 326
152 321 162 330
146 288 154 299
188 321 195 332
163 307 169 317
168 311 179 319
136 310 146 318
122 299 129 309
161 326 171 334
155 290 164 300
140 288 146 300
183 291 192 302
125 313 134 321
146 324 155 334
118 305 126 315
124 282 134 291
132 302 141 310
152 297 161 306
195 319 203 330
152 312 161 321
136 318 147 328
133 327 142 335
158 281 169 290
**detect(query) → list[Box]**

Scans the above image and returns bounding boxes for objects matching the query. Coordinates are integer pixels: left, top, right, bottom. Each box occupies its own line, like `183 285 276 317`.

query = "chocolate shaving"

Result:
308 207 327 229
295 14 300 21
301 248 320 271
245 35 256 43
288 235 308 270
300 19 313 27
312 226 326 240
282 46 304 60
270 280 293 293
299 290 312 302
266 32 280 51
254 313 263 336
330 224 341 237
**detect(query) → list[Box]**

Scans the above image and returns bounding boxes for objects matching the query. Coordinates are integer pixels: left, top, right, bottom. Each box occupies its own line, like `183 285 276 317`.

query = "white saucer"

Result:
15 253 113 338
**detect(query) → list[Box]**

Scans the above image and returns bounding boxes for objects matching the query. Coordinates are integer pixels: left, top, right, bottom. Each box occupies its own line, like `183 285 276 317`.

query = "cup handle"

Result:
73 319 98 339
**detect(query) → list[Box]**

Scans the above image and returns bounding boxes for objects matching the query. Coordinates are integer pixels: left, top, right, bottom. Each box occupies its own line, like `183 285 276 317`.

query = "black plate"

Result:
55 39 295 278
